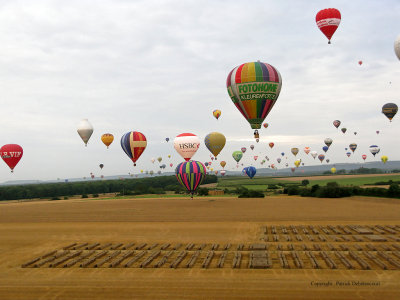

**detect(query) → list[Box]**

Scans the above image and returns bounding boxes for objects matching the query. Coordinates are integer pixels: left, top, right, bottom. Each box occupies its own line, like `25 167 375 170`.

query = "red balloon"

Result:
358 61 362 65
316 8 341 44
0 144 23 172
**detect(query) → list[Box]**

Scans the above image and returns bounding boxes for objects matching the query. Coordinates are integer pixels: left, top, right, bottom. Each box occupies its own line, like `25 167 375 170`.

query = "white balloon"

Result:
310 151 318 159
394 35 400 60
77 119 93 146
173 133 200 161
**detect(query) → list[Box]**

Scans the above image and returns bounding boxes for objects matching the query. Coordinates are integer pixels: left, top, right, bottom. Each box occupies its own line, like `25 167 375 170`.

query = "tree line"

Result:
0 175 218 201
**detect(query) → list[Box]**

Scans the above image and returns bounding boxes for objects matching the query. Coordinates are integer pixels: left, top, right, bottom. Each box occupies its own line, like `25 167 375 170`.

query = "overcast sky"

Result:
0 0 399 181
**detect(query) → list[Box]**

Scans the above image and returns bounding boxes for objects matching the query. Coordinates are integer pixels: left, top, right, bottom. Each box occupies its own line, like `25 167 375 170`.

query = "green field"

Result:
217 174 400 190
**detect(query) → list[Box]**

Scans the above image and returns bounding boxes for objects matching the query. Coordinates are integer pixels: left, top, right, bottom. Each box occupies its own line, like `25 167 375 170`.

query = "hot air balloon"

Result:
220 161 226 169
362 154 367 161
214 171 218 175
263 123 269 128
157 157 162 163
395 35 400 60
310 151 317 159
157 170 162 175
291 167 295 173
331 167 336 174
149 170 154 176
345 148 348 151
256 138 259 143
226 61 282 136
316 8 341 44
341 128 347 134
205 162 209 167
151 158 155 163
382 103 398 122
161 164 166 169
281 152 284 157
175 161 207 199
271 164 275 169
174 133 200 161
250 145 255 151
326 159 330 163
349 143 357 153
381 156 388 164
354 132 357 135
277 158 281 163
99 163 104 169
241 147 247 153
211 157 214 161
358 61 362 66
232 151 243 163
254 156 258 161
376 130 380 134
346 152 351 157
220 170 226 176
91 174 95 179
304 147 311 155
322 146 329 153
120 131 147 166
168 155 171 159
318 154 325 163
213 109 221 120
170 163 173 167
77 119 93 146
101 134 114 148
369 145 380 157
291 148 299 156
166 137 170 142
245 166 256 179
0 144 23 172
269 142 274 149
294 160 301 168
324 138 333 147
333 120 341 128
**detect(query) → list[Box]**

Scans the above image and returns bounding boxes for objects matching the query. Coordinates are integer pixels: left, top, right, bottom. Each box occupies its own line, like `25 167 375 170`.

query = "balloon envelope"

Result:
269 143 274 149
395 35 400 60
291 148 299 156
369 145 380 157
316 8 341 43
304 147 311 155
322 146 329 153
382 103 398 121
349 143 357 153
77 119 94 146
263 123 269 128
310 151 317 159
333 120 341 128
241 147 247 153
175 161 206 198
381 156 388 164
318 154 325 162
245 166 256 179
324 138 333 147
331 167 336 174
226 61 282 130
0 144 23 172
220 161 226 168
174 133 200 161
341 128 347 134
213 109 221 120
250 145 254 150
120 131 147 166
99 164 104 169
204 132 226 158
101 133 114 148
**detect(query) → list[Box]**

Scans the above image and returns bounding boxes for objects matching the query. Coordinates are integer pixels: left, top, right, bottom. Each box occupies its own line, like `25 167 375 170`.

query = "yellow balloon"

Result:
331 167 336 174
294 160 301 168
220 161 226 168
140 170 143 173
213 109 221 120
101 133 114 148
204 132 226 158
381 155 388 164
168 155 171 159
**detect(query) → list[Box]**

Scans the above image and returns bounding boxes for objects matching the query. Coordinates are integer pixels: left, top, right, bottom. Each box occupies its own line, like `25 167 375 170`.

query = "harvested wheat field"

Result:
1 195 400 299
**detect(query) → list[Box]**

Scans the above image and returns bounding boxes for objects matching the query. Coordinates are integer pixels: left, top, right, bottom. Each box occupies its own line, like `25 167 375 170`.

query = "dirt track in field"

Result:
1 195 400 299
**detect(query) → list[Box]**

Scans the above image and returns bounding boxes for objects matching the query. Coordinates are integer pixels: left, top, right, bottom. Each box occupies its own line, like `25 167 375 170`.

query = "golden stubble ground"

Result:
1 195 400 299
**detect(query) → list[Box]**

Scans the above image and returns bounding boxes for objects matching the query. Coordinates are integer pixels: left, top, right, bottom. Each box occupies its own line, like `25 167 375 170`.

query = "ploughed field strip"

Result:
21 225 400 270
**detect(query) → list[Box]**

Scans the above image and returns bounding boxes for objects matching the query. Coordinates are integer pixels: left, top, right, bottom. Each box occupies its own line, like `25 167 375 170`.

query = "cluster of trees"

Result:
0 175 218 201
283 182 400 199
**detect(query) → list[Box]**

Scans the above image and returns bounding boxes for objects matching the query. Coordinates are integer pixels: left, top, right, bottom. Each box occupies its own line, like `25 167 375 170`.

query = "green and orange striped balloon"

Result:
226 61 282 130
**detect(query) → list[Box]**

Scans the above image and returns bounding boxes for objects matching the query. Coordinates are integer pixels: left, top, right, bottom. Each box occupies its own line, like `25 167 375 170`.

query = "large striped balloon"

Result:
120 131 147 166
226 61 282 130
175 160 206 199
